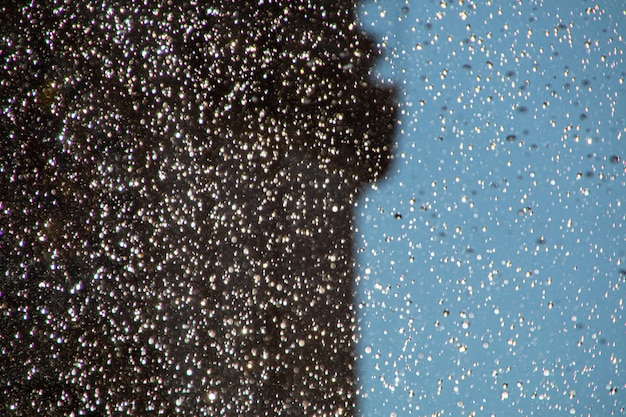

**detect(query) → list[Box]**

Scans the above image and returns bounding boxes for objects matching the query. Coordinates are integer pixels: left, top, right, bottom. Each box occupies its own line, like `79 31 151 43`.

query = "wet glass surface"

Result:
1 1 395 415
356 1 625 416
2 1 624 416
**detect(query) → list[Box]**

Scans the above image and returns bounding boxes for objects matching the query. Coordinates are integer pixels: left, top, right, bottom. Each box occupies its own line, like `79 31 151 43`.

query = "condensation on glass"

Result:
356 1 624 416
0 1 396 416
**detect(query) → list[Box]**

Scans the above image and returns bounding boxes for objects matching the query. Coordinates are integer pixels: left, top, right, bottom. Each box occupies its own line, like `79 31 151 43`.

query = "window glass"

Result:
356 1 625 416
1 2 394 415
1 1 622 416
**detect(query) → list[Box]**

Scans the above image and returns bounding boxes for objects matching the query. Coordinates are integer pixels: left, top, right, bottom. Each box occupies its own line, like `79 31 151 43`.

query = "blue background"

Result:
355 1 625 416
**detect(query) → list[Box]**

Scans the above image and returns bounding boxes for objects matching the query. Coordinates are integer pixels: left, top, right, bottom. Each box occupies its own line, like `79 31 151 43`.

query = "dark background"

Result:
1 1 395 415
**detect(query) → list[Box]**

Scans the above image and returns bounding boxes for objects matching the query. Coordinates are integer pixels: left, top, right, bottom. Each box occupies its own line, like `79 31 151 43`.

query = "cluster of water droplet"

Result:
1 1 395 415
